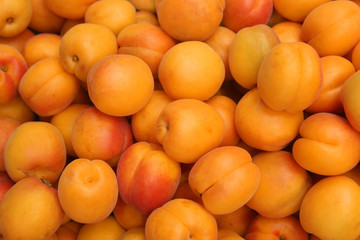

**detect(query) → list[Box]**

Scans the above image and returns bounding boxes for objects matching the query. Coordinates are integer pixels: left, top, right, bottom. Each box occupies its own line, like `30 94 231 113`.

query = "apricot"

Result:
71 106 133 166
273 0 331 22
257 42 323 113
145 198 218 240
272 21 303 43
0 171 14 203
131 90 173 144
87 54 154 117
85 0 137 37
135 10 159 26
0 95 36 123
292 112 360 175
155 0 224 41
155 98 225 164
0 28 34 53
301 0 360 57
158 41 225 101
0 117 20 171
57 158 119 224
189 146 260 215
130 0 155 12
245 215 309 240
22 33 62 67
228 24 280 89
76 215 126 240
0 177 64 240
299 176 360 240
45 0 97 20
218 229 245 240
246 151 312 218
215 205 258 237
0 0 32 37
4 121 66 183
117 141 181 214
120 227 146 240
59 23 118 82
117 23 176 79
204 26 236 82
113 197 148 230
50 103 90 157
19 57 81 117
234 88 304 151
29 0 65 33
306 55 355 114
340 70 360 131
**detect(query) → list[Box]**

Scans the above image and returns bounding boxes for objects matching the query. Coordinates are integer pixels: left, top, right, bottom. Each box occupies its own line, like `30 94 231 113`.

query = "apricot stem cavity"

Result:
6 17 13 23
72 55 79 62
1 65 8 72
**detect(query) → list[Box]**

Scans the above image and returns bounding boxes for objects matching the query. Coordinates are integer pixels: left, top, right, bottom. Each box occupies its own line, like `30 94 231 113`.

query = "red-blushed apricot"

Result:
245 215 309 240
87 54 154 117
76 215 126 240
155 0 224 41
116 141 181 214
50 103 91 158
0 95 36 123
4 121 66 183
158 41 225 101
59 23 118 82
0 117 20 171
131 90 173 144
222 0 273 33
117 23 176 79
215 205 258 237
292 112 360 176
189 146 260 215
246 151 312 218
301 0 360 57
0 177 65 240
57 158 119 224
0 171 15 203
299 176 360 240
19 57 81 117
339 70 360 132
229 24 280 90
272 21 303 43
71 106 133 167
234 88 304 151
306 55 355 114
205 95 240 147
204 26 236 81
273 0 331 22
155 98 225 164
257 42 323 113
145 198 218 240
113 197 148 230
85 0 137 37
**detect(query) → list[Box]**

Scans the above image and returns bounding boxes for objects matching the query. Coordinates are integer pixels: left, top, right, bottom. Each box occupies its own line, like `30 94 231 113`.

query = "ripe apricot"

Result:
299 176 360 240
0 117 20 171
45 0 97 20
57 158 119 224
0 0 32 37
301 0 360 57
0 95 36 123
158 41 225 101
87 54 154 117
229 24 280 89
234 88 304 151
113 197 148 230
272 21 303 43
292 112 360 175
257 42 323 113
29 0 65 33
155 0 224 41
188 146 260 215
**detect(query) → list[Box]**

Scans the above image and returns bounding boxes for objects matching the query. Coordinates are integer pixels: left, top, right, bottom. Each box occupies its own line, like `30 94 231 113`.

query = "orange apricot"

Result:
257 42 323 113
0 0 32 37
301 0 360 57
44 0 97 20
292 112 360 175
29 0 65 33
158 41 225 101
272 21 303 43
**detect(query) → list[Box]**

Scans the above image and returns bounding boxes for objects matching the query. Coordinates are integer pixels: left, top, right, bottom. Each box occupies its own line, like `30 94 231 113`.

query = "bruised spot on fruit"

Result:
1 65 8 72
6 17 14 23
